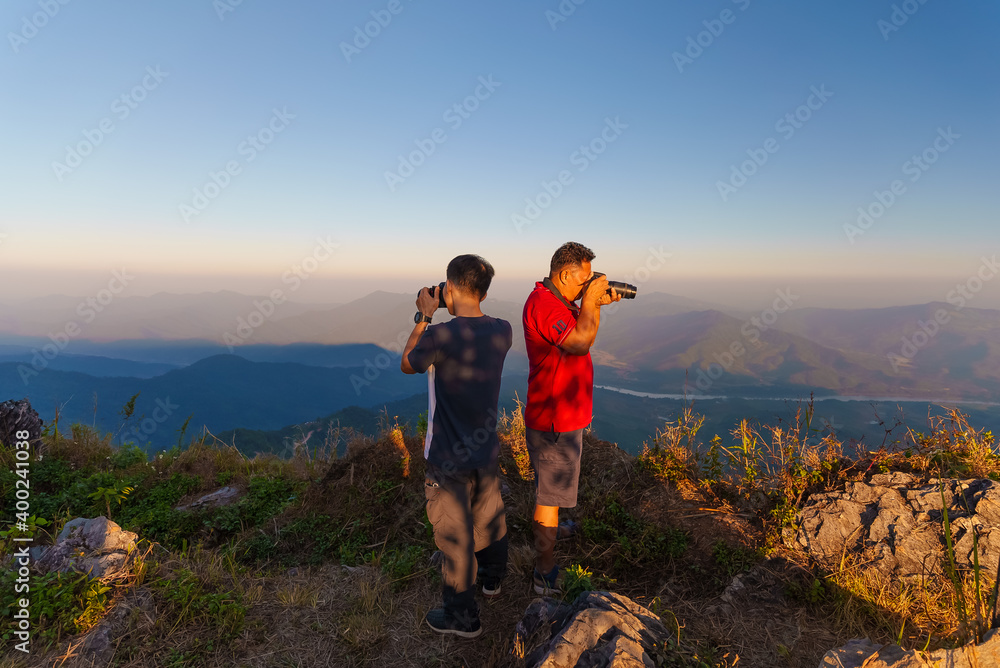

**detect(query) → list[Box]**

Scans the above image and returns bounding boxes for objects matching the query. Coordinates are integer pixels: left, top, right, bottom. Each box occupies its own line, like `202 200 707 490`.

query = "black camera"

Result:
417 282 447 308
586 273 637 299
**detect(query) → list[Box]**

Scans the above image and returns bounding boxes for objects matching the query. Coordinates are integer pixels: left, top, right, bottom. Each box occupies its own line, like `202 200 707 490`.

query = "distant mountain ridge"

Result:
0 353 425 449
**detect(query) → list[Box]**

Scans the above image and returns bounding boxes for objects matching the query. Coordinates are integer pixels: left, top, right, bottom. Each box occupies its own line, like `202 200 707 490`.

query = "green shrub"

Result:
0 570 111 648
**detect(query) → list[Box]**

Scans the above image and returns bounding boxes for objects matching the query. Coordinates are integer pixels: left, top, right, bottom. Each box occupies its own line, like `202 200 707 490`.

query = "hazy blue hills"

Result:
0 339 393 369
0 353 178 378
0 354 424 449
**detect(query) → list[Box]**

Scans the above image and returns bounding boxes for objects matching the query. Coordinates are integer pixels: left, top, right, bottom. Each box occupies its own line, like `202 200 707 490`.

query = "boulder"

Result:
790 475 1000 580
516 591 671 668
820 629 1000 667
35 516 138 580
0 398 43 454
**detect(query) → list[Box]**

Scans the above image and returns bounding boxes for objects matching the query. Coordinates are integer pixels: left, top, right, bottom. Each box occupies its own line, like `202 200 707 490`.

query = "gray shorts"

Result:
525 427 584 508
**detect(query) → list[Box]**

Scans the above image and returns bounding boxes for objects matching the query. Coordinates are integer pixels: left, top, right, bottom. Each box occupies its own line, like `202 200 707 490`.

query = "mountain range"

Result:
1 290 997 452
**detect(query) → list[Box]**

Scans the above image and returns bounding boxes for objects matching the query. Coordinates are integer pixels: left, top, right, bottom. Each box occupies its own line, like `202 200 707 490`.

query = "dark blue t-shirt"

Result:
406 315 512 471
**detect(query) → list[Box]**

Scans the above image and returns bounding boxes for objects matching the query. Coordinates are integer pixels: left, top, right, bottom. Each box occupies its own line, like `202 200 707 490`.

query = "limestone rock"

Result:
175 485 240 511
792 476 1000 580
517 591 669 668
0 398 43 454
819 629 1000 667
36 516 138 580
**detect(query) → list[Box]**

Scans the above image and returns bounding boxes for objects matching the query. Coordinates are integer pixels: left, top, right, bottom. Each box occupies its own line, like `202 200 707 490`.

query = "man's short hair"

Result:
550 242 595 275
447 254 495 299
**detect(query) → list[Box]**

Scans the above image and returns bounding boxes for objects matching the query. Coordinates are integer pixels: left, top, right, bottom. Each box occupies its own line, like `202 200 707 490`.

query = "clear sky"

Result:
1 0 998 310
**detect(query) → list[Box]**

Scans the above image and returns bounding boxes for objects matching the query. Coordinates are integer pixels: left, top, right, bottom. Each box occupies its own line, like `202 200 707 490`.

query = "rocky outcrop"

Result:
516 591 671 668
35 516 139 580
789 472 1000 580
820 629 1000 667
175 485 240 511
0 398 43 454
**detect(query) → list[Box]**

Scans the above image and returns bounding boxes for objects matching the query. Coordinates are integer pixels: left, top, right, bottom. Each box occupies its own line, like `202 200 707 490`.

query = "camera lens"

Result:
607 281 637 299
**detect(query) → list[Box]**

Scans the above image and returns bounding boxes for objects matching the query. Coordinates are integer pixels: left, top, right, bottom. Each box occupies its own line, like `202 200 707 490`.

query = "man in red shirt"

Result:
522 241 621 594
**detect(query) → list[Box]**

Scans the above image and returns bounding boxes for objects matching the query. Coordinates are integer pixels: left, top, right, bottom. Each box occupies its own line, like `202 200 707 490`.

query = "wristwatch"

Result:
414 312 432 324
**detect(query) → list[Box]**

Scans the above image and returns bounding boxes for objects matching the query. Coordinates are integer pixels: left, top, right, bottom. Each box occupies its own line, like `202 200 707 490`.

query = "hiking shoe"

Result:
425 607 483 639
533 565 562 596
481 581 502 600
556 520 580 540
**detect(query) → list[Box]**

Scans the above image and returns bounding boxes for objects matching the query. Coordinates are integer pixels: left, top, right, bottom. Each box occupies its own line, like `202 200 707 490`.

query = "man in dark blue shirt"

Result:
401 254 512 638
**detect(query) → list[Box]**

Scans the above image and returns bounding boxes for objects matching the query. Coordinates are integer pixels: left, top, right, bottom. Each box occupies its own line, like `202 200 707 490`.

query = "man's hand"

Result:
416 286 439 319
598 285 622 307
582 275 621 308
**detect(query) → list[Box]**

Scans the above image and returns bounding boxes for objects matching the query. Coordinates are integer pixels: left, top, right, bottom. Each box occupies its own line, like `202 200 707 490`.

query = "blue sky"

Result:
1 0 998 309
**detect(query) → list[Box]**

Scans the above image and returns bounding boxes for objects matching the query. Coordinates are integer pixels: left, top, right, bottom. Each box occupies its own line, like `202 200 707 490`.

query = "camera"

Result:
417 282 447 308
585 273 637 299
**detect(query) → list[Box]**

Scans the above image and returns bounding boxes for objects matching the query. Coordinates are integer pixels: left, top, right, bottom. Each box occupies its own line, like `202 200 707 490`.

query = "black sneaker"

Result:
532 565 562 596
425 607 483 639
481 581 502 600
477 565 502 599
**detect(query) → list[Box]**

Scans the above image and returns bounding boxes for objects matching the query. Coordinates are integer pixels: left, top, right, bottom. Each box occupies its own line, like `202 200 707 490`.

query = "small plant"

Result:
712 540 760 578
88 481 134 517
701 434 723 483
115 393 141 446
176 413 194 449
563 563 595 600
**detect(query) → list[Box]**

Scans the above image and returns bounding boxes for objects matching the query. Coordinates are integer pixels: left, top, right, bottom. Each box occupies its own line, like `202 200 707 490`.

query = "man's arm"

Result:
401 286 439 374
559 276 620 356
400 321 430 374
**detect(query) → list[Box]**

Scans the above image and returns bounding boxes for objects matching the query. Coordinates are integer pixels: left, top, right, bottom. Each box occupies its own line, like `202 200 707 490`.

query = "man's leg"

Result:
471 461 508 592
424 465 479 629
525 427 584 576
533 504 559 575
